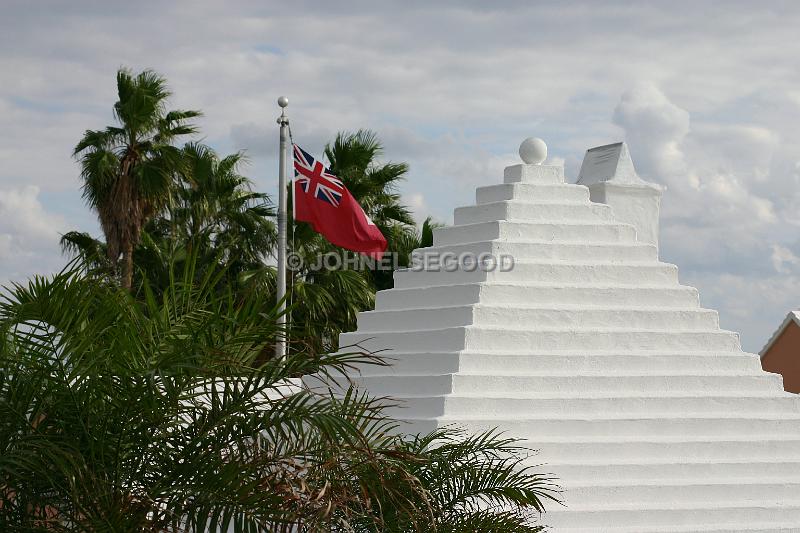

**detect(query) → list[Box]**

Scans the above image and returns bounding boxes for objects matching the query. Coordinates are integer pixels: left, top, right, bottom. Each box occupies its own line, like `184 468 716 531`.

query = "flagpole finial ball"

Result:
277 96 289 108
519 137 547 165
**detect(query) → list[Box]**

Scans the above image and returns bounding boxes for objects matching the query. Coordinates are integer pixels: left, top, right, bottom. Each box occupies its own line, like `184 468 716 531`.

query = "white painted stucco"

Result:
578 142 663 253
332 144 800 531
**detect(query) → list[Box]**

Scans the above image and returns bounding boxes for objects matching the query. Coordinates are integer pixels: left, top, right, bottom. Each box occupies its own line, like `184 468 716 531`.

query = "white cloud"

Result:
613 82 690 181
407 193 430 221
0 186 67 286
0 186 62 242
4 1 800 350
771 244 800 274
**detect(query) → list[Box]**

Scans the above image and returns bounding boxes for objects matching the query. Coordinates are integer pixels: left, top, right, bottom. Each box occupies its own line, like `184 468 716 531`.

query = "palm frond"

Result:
0 257 435 531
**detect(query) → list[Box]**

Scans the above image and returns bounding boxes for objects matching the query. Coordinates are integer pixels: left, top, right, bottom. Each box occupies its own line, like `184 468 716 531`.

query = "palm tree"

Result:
64 143 276 298
169 142 275 260
0 259 423 530
391 428 561 532
0 259 559 531
323 129 415 235
73 68 200 290
141 142 276 294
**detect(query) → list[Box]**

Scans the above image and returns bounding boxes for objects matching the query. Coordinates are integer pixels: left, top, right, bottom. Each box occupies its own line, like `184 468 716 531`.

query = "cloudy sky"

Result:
2 1 800 351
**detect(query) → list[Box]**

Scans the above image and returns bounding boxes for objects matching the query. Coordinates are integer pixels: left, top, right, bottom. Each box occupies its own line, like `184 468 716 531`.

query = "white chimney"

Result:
577 142 663 254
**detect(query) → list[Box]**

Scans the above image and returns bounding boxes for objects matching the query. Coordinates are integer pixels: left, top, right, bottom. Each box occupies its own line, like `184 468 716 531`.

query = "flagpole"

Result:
276 96 289 358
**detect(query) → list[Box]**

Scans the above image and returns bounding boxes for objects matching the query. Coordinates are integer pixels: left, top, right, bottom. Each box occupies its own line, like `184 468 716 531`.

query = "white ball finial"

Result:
277 96 289 108
519 137 547 165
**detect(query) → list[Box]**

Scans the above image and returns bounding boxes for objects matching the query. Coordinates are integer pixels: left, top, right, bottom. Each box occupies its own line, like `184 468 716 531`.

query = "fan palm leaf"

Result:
73 68 200 290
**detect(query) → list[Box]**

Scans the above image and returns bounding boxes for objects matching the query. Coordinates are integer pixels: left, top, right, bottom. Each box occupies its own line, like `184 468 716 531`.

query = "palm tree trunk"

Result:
121 239 134 290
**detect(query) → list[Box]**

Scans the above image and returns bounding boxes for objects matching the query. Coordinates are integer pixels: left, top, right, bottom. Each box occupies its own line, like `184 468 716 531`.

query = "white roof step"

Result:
352 373 783 396
556 480 800 506
475 182 590 203
376 282 702 309
341 326 742 352
392 260 680 288
350 351 764 376
380 394 800 418
425 239 660 261
399 414 800 438
434 219 638 245
453 200 614 225
547 507 800 532
544 460 800 483
357 305 720 331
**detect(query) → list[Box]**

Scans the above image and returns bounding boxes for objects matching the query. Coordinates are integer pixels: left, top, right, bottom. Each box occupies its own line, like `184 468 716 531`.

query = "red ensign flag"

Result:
292 144 387 259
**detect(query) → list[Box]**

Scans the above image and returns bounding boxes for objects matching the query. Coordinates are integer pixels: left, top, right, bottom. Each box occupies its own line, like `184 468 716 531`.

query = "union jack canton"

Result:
293 144 344 207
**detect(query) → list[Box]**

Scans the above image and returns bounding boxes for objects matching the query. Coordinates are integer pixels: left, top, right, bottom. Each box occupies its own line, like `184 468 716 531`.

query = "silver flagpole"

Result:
276 96 289 358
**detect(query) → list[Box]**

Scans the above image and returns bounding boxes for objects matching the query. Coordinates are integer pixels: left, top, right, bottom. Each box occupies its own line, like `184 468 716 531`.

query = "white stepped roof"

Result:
330 139 800 531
